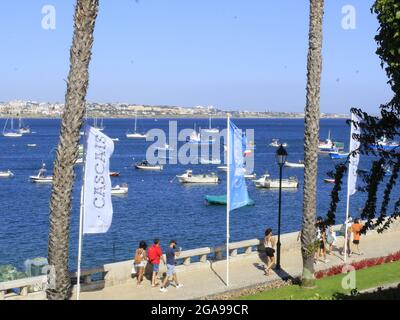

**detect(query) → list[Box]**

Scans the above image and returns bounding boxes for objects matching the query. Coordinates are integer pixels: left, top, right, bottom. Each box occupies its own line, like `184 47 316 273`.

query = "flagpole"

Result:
226 116 230 287
77 186 84 300
344 114 354 263
77 127 87 300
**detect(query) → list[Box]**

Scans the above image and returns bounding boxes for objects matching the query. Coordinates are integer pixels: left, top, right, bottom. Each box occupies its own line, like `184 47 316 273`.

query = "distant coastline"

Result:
0 114 349 119
0 100 349 120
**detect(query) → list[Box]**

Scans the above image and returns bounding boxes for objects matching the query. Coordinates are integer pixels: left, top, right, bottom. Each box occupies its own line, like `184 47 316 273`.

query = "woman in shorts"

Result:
264 228 276 276
133 241 148 286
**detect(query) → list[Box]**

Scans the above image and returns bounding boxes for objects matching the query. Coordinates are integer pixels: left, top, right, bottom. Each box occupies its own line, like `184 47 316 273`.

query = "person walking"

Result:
351 218 364 255
148 239 165 287
263 228 276 276
160 240 183 292
326 225 337 255
133 241 148 286
340 217 353 257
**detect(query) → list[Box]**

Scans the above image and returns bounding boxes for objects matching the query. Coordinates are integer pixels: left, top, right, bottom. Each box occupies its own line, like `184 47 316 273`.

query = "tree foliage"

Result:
325 0 400 233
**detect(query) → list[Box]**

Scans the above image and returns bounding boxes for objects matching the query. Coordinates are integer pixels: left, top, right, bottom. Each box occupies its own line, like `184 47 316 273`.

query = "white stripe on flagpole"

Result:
226 116 230 287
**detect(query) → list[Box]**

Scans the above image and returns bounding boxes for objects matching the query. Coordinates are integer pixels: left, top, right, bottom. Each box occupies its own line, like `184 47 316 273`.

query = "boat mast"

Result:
134 112 137 133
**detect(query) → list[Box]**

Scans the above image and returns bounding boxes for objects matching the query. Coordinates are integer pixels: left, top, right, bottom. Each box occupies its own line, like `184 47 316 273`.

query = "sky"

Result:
0 0 394 114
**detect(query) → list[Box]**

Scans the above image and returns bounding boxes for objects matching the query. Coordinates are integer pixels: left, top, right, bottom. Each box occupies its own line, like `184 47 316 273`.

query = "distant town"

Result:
0 100 348 119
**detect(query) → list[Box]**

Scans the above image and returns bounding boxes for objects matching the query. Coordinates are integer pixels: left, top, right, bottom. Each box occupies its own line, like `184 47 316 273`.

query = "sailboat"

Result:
203 115 219 134
126 113 147 139
18 117 30 134
93 117 104 131
2 118 23 137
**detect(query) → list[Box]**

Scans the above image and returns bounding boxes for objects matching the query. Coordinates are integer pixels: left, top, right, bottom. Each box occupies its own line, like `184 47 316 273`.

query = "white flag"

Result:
348 112 361 196
83 126 115 234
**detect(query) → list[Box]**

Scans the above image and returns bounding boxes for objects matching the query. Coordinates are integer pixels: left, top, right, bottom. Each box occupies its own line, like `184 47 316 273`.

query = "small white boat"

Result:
156 144 174 151
0 170 14 178
284 161 305 168
18 118 30 134
202 115 219 134
135 160 163 171
111 184 128 195
111 138 119 142
200 158 221 165
27 144 37 148
269 139 288 148
254 173 298 189
244 173 257 179
30 164 53 184
177 170 219 184
75 157 83 164
217 166 228 172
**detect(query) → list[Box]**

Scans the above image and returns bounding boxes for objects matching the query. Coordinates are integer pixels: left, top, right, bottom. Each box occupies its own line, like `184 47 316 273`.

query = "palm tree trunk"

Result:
47 0 99 300
301 0 324 288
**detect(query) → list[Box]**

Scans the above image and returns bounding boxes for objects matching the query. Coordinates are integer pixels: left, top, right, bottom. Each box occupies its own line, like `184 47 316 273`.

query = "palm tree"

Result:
300 0 325 288
47 0 99 300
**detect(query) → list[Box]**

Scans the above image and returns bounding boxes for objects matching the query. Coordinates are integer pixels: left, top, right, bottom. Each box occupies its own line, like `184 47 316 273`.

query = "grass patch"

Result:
240 261 400 300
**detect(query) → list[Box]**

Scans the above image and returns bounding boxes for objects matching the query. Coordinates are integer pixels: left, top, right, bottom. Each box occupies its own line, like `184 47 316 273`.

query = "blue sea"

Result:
0 118 385 271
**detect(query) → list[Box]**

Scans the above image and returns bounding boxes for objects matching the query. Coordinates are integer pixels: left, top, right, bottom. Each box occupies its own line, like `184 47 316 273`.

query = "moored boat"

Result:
284 161 304 168
254 173 298 189
0 170 14 178
269 139 288 148
205 194 254 206
177 170 219 184
30 164 53 184
329 151 349 159
110 172 120 177
111 184 128 195
135 160 163 171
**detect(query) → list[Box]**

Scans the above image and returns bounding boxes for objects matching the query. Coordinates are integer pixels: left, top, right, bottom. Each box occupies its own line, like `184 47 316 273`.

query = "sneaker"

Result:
176 284 183 289
160 287 168 293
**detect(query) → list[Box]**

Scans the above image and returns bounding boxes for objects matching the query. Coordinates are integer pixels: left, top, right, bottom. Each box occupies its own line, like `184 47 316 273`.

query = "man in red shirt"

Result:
148 239 165 287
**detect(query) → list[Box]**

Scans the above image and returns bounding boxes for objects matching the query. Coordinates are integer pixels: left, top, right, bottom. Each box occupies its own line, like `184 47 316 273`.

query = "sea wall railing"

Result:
1 218 399 300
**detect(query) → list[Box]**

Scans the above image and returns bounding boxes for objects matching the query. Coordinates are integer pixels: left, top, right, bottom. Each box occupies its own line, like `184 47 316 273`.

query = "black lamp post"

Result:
275 144 287 270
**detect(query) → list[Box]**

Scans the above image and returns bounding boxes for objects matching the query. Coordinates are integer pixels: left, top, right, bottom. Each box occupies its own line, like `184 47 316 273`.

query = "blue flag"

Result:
228 119 250 211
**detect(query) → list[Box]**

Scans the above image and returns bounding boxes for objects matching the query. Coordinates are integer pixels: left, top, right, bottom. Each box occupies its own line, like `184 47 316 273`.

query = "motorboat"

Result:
111 138 119 142
205 195 255 206
217 166 228 172
269 139 288 148
111 184 128 195
318 130 344 153
110 172 120 177
2 118 23 137
126 113 147 139
30 164 53 183
75 157 83 164
284 161 305 168
254 173 298 189
324 178 335 183
135 160 163 171
329 151 349 159
176 170 219 184
0 170 14 178
199 158 221 165
368 136 400 151
27 144 37 148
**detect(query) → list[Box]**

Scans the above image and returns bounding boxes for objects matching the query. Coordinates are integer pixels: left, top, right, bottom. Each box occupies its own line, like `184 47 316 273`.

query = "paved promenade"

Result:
75 229 400 300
